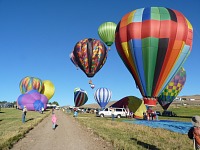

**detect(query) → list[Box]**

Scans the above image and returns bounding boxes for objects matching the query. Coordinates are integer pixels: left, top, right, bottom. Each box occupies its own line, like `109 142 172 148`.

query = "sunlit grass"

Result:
66 106 199 150
0 108 51 150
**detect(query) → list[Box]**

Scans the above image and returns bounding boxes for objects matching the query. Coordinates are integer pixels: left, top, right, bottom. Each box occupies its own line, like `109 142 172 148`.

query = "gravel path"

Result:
11 110 114 150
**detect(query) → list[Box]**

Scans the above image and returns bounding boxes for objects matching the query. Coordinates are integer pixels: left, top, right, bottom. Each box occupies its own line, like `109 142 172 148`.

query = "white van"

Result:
96 107 127 118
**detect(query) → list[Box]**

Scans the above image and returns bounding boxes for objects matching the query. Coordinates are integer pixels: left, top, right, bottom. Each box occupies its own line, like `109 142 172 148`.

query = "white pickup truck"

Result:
96 107 127 118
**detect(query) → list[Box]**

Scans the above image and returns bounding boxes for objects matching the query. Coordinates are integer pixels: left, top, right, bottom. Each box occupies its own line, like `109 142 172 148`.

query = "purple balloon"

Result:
17 90 48 111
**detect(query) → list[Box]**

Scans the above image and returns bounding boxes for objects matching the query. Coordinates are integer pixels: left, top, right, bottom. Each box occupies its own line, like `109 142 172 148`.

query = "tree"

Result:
51 101 59 106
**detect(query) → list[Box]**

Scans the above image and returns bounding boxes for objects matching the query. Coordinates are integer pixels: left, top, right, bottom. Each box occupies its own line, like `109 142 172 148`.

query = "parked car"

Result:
96 107 127 118
162 110 177 117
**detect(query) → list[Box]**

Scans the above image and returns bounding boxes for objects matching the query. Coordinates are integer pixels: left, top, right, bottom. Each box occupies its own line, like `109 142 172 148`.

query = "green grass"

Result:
66 106 199 150
0 108 51 150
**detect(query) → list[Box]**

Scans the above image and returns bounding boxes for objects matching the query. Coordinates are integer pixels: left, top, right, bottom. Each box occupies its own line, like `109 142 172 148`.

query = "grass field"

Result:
0 108 51 150
1 106 200 150
67 106 200 150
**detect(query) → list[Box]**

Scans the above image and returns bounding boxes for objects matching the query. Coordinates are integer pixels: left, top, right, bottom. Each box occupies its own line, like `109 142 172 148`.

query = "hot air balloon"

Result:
98 22 117 50
74 88 88 107
115 7 193 106
69 52 79 70
19 76 44 94
17 90 48 111
90 84 95 89
73 38 108 84
40 80 55 100
111 96 147 119
94 87 112 109
158 67 186 110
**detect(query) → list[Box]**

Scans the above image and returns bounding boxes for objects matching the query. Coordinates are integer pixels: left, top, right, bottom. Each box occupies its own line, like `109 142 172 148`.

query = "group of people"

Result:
143 109 158 120
21 106 57 130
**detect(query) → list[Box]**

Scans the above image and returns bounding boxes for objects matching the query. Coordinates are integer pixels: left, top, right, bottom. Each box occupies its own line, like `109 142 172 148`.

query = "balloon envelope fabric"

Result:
73 38 108 78
94 87 112 109
17 90 48 111
115 7 193 102
74 88 88 107
19 76 43 94
111 96 147 119
158 67 186 110
98 22 117 47
40 80 55 100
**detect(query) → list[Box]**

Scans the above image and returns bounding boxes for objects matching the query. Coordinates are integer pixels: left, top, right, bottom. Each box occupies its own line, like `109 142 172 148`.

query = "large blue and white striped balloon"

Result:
94 87 112 108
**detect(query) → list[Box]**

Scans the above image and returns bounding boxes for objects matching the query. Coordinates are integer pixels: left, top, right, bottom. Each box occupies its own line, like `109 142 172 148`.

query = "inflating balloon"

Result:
19 76 43 94
40 80 55 100
73 38 108 83
94 87 112 109
17 90 48 111
74 88 88 107
115 7 193 106
111 96 147 119
98 22 117 50
158 67 186 110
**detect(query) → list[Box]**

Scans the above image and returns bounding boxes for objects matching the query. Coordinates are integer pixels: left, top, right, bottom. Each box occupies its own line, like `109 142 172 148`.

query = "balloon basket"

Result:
144 98 157 107
89 79 93 84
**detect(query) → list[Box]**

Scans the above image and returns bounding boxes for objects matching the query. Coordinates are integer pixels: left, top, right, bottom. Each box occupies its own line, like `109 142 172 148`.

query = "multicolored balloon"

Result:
69 52 79 70
158 67 186 110
94 87 112 109
74 88 88 107
111 96 147 119
17 90 48 111
40 80 55 100
73 38 108 79
98 22 117 50
19 76 43 94
115 7 193 106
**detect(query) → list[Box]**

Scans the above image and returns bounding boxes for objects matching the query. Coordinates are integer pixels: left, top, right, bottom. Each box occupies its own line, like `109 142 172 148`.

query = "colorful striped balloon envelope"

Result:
74 88 88 107
115 7 193 106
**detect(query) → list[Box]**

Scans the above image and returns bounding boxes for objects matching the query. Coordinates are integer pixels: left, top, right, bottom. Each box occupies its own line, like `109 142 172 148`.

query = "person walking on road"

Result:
52 113 57 130
22 106 27 123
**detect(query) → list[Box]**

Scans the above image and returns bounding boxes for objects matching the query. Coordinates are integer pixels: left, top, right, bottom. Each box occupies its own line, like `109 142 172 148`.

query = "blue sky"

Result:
0 0 199 106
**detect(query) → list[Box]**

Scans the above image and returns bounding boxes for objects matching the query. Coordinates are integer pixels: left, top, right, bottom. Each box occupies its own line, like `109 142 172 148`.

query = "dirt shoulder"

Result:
11 110 114 150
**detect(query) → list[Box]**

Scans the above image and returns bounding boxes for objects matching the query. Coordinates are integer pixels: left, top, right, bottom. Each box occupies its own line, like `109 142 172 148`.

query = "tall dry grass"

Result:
0 108 51 150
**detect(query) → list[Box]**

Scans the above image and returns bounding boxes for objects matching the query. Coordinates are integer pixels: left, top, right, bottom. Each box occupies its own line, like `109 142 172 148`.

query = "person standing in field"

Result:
52 113 57 130
110 107 115 121
22 106 27 123
52 107 55 114
188 116 200 150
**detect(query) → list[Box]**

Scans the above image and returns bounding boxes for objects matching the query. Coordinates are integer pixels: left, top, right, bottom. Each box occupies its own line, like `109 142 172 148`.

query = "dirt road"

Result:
12 110 114 150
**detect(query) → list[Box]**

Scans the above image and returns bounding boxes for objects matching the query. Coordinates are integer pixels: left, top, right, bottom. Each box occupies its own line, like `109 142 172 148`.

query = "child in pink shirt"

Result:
52 113 57 130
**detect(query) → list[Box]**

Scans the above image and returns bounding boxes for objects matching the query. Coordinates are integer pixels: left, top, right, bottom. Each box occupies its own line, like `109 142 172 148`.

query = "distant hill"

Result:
79 95 200 108
80 101 117 109
178 95 200 100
